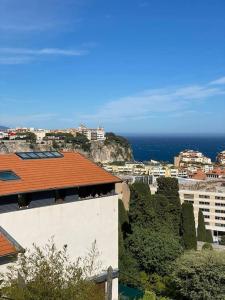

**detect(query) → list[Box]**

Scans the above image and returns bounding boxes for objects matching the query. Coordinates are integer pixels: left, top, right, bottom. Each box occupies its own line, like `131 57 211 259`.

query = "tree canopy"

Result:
173 250 225 300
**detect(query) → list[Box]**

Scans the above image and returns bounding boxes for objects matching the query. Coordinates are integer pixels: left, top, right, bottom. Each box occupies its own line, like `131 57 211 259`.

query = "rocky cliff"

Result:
0 134 133 163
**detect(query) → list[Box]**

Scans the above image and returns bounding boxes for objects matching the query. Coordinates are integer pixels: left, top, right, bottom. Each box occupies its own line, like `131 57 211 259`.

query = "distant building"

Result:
0 151 120 299
179 179 225 242
217 151 225 165
30 129 50 142
174 150 212 167
78 124 105 141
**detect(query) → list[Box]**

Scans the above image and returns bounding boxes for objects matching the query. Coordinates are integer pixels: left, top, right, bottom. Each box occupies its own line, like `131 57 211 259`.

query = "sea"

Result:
125 135 225 163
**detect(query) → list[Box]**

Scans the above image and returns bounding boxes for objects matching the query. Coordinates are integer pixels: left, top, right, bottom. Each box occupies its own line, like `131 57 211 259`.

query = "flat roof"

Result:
0 152 120 197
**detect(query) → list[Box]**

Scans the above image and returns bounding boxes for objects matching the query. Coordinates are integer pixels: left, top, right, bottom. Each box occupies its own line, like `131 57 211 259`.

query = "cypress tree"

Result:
152 194 174 232
206 230 213 243
129 183 156 229
156 177 181 236
119 199 130 238
181 202 197 250
197 209 207 242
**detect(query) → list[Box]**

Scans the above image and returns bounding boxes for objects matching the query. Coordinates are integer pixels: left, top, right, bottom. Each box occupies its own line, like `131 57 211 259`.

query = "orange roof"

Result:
0 152 120 197
191 169 207 180
0 233 17 257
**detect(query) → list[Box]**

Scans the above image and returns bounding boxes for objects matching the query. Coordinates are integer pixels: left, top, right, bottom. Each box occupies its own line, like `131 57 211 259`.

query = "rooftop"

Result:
0 152 120 197
179 179 225 193
0 226 22 258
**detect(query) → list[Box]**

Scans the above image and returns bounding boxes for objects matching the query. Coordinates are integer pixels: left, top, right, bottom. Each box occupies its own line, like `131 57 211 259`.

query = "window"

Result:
201 208 210 212
215 196 225 200
199 195 210 199
16 151 64 160
0 171 20 181
184 194 194 199
215 203 225 207
199 201 210 205
215 223 225 227
215 210 225 214
204 215 210 219
184 200 194 204
215 216 225 220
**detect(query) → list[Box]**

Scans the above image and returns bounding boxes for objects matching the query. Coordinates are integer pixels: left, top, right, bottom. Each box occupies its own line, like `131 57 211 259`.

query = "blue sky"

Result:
0 0 225 134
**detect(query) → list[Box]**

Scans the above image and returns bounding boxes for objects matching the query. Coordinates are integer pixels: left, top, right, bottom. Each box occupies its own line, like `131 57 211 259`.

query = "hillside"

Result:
0 133 133 163
0 125 8 130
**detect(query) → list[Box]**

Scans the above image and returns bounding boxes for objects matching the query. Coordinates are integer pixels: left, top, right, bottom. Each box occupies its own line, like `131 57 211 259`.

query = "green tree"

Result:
119 199 130 238
220 235 225 245
127 227 182 276
0 241 102 300
197 209 207 242
181 202 197 250
205 229 213 243
129 183 156 229
152 194 174 232
173 250 225 300
202 243 213 251
156 177 181 236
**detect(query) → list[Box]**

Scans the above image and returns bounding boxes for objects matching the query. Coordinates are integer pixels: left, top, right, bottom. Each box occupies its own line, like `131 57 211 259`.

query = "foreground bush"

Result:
0 240 102 300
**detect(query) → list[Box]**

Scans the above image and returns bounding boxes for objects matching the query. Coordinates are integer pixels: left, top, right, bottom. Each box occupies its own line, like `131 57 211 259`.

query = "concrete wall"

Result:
0 195 118 299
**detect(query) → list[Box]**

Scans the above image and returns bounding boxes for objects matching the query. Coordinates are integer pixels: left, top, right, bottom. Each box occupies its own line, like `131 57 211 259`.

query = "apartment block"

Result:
179 180 225 242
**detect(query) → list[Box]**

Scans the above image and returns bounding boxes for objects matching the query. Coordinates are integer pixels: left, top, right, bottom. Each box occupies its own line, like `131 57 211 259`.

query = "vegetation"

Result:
0 241 102 300
172 250 225 300
47 132 91 152
197 209 207 242
220 235 225 245
181 202 197 250
119 178 223 299
105 132 130 149
156 177 181 236
15 132 36 143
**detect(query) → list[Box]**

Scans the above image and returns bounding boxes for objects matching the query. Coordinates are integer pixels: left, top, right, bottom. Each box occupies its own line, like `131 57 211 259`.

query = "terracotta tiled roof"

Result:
0 232 17 257
191 169 207 180
0 152 120 197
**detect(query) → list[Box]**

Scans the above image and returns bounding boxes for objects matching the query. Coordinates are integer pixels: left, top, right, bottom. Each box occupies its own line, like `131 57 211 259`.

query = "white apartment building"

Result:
31 129 50 142
0 151 120 299
175 150 212 167
217 151 225 165
78 125 105 141
179 180 225 242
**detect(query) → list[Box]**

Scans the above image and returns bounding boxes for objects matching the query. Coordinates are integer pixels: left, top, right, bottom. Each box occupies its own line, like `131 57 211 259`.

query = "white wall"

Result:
0 195 118 299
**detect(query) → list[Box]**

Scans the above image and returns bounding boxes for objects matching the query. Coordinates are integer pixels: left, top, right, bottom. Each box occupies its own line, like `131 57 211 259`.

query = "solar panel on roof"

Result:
16 151 64 160
45 152 55 158
0 171 20 181
26 152 39 159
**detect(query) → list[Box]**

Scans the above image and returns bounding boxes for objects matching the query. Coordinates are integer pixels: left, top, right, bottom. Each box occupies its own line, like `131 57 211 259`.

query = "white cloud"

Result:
0 0 83 34
209 77 225 85
0 48 87 56
79 78 225 124
0 56 33 65
0 47 88 64
0 113 57 127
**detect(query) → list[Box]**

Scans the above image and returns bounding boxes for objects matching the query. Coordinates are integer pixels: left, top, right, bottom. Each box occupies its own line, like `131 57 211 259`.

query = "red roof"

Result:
0 152 120 197
0 233 17 257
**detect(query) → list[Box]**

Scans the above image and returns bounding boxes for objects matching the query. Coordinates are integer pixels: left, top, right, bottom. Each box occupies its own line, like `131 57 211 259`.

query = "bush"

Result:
173 250 225 300
202 243 213 251
0 240 102 300
127 227 182 276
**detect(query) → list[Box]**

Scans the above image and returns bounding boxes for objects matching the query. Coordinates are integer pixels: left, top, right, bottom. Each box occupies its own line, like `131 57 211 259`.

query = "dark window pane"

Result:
0 171 20 181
